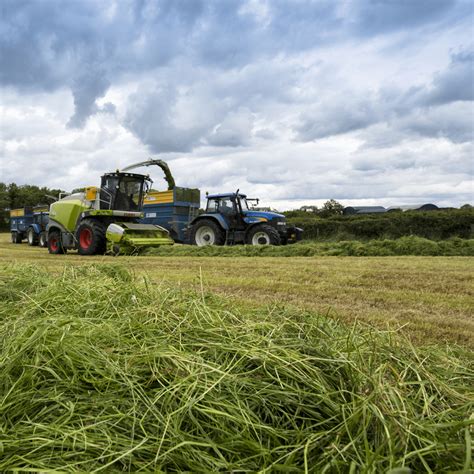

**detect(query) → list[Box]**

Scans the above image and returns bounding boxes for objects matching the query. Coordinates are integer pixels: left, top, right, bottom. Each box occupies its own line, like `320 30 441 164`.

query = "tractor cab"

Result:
205 193 249 216
99 172 151 212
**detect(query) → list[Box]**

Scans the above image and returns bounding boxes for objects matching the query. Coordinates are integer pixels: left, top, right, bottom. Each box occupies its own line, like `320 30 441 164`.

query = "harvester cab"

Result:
188 192 303 246
47 167 174 255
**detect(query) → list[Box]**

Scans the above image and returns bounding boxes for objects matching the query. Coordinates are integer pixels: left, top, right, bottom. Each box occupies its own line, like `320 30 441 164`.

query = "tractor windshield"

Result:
239 197 249 210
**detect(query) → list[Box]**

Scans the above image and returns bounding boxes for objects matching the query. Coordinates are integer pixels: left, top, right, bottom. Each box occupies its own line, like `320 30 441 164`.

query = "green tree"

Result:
320 199 344 218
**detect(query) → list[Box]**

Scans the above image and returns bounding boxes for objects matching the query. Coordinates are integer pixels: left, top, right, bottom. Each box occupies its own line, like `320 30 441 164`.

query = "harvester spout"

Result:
121 158 176 190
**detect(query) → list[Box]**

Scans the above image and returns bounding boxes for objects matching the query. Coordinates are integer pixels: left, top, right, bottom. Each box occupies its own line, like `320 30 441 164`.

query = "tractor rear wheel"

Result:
191 219 225 246
76 219 107 255
11 232 22 244
27 228 38 246
48 230 66 254
247 224 281 246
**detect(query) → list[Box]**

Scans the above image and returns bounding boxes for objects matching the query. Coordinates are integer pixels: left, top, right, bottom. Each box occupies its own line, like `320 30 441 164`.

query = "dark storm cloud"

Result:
1 0 468 138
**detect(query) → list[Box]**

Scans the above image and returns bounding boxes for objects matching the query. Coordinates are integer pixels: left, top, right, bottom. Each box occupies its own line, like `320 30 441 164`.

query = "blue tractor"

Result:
188 192 303 246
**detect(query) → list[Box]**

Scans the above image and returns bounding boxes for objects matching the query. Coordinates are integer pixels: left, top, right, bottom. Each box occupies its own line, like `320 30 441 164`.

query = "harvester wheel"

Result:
76 219 106 255
39 232 48 247
27 228 38 246
247 224 281 246
191 219 225 246
48 230 66 254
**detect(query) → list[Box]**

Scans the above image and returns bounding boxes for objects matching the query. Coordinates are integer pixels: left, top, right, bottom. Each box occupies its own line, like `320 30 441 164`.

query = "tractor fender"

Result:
189 214 229 231
30 223 42 235
243 221 271 240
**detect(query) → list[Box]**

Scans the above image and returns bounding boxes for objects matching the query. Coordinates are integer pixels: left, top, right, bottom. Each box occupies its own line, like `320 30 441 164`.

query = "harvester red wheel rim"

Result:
79 228 93 249
50 238 58 251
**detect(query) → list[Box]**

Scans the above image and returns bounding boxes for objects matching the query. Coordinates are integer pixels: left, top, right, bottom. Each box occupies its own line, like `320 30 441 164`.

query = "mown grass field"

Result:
1 232 473 471
1 233 473 347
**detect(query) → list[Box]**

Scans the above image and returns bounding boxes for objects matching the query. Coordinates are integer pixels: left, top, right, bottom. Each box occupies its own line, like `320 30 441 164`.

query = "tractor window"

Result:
239 198 249 210
219 197 235 214
207 199 219 213
206 197 235 214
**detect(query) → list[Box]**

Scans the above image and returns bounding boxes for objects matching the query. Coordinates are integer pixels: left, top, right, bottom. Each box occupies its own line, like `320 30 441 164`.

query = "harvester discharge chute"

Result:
46 162 174 255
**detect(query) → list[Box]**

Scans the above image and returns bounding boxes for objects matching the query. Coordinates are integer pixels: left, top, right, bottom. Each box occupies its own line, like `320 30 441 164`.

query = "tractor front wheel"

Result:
247 224 281 246
48 230 66 254
39 232 48 248
191 219 225 246
27 228 38 246
76 219 106 255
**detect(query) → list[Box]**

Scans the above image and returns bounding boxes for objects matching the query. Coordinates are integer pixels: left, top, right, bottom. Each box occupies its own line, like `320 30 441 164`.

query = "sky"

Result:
0 0 473 210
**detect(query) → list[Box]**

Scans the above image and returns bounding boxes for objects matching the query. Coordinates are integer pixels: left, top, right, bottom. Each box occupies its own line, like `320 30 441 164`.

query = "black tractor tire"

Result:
39 232 48 248
27 227 39 246
191 219 225 246
48 229 66 254
246 224 281 246
76 219 107 255
11 232 22 244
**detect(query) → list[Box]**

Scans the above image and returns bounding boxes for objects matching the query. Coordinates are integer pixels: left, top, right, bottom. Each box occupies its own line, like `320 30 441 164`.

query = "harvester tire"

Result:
76 219 107 255
247 224 281 246
191 219 225 246
39 232 48 247
27 228 38 246
48 230 66 254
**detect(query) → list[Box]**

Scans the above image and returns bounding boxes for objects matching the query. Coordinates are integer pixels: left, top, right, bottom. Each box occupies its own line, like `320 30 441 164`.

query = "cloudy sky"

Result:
0 0 472 209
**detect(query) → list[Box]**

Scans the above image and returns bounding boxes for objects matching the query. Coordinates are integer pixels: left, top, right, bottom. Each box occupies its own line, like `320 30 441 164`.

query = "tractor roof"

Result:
207 193 247 199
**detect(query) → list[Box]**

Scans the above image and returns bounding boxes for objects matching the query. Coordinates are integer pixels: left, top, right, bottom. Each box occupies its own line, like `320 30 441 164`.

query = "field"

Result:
0 233 473 471
1 233 473 347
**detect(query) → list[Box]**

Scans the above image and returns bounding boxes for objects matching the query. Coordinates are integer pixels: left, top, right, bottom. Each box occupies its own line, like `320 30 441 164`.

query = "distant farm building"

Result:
343 203 440 215
343 206 387 215
387 204 439 212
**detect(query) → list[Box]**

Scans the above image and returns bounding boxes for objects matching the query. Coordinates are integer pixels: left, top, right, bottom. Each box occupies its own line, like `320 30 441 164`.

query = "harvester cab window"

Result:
100 177 119 209
115 177 144 212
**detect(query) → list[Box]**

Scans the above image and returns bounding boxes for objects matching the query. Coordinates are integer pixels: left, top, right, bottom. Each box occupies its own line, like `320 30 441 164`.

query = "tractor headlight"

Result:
277 221 286 226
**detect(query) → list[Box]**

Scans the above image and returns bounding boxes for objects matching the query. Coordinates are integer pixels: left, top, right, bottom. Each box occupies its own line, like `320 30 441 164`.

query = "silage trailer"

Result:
10 206 49 247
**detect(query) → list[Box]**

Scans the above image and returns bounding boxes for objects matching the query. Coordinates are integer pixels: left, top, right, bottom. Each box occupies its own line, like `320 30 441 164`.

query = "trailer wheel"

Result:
76 219 106 255
191 219 225 246
27 228 39 246
11 232 22 244
247 224 281 246
39 232 48 248
48 230 66 254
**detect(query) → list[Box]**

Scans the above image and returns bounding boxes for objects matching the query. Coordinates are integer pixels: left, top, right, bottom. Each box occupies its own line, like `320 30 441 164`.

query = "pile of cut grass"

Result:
145 236 474 257
0 263 472 472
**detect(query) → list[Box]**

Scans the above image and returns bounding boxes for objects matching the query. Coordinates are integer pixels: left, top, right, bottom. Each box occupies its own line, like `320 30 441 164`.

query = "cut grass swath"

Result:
0 263 472 472
144 236 474 257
